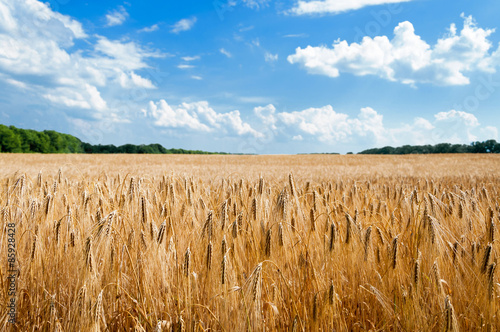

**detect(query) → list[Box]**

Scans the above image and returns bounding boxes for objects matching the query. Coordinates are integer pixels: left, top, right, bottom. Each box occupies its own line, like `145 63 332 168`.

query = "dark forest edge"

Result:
0 124 228 154
358 140 500 154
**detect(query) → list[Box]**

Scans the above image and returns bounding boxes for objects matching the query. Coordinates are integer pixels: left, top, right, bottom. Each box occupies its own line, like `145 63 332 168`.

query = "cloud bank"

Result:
142 99 497 152
288 15 499 86
143 100 264 138
0 0 161 119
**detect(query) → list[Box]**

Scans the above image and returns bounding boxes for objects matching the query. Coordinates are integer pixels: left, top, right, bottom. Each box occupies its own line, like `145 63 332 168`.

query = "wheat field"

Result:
1 154 500 331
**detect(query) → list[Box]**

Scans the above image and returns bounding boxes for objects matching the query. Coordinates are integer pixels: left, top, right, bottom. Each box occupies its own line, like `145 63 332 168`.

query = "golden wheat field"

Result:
1 154 500 331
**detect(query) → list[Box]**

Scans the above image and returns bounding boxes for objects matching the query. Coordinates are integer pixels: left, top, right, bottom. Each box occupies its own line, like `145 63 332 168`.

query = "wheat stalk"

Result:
482 243 492 274
184 247 191 277
265 229 271 257
391 236 398 269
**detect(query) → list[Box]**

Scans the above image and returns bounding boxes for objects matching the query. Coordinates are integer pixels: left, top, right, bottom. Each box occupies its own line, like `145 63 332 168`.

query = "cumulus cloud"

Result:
143 100 264 138
0 0 160 118
171 17 197 34
223 103 498 153
105 6 129 27
290 0 413 15
277 106 385 144
248 104 497 148
288 15 500 86
44 84 107 111
254 104 277 129
118 72 156 89
425 110 483 144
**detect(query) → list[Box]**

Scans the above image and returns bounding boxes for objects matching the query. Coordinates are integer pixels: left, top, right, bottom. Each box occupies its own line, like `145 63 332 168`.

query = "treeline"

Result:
81 143 227 155
4 123 500 155
0 124 83 153
0 124 226 154
358 140 500 154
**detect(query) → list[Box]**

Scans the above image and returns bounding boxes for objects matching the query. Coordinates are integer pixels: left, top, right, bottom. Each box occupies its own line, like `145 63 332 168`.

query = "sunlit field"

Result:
1 154 500 331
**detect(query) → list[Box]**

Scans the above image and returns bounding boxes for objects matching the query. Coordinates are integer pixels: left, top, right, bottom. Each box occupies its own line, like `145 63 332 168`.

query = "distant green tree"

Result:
0 125 22 152
358 140 499 155
120 144 138 154
43 130 63 153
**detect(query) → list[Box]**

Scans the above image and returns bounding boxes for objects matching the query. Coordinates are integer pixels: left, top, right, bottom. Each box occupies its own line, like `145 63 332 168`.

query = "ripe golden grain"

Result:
1 154 499 331
482 243 492 274
391 236 398 269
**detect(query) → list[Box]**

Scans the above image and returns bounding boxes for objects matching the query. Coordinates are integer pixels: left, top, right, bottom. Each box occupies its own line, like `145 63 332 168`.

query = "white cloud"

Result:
220 48 232 58
288 15 500 86
290 0 413 15
0 0 86 49
171 17 197 34
263 105 497 147
118 72 156 89
143 100 264 138
434 109 478 126
254 104 277 130
95 37 162 71
182 56 201 61
426 109 481 143
22 0 87 39
177 64 194 69
392 109 498 145
144 100 210 131
191 75 203 80
138 24 159 33
44 84 107 111
0 0 161 118
105 6 129 27
277 105 384 144
265 52 279 62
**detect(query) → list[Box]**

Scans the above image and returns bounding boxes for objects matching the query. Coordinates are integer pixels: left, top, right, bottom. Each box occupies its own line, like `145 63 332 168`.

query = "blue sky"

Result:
1 0 500 154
